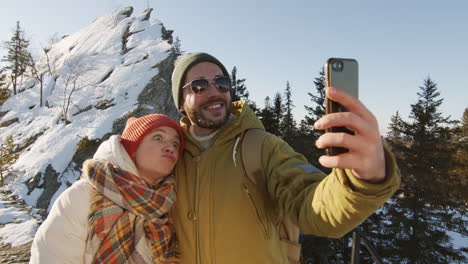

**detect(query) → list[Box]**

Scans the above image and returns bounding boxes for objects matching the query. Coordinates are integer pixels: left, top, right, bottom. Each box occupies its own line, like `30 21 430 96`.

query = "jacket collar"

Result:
92 135 139 176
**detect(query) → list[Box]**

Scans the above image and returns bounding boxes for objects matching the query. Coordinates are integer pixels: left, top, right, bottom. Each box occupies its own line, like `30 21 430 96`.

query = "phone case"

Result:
325 58 359 156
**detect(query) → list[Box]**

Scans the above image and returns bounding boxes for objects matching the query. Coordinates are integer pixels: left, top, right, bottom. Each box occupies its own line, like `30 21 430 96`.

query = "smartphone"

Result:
324 58 359 156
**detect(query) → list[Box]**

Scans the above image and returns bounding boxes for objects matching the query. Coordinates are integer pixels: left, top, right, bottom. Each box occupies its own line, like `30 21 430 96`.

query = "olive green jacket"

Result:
174 101 400 264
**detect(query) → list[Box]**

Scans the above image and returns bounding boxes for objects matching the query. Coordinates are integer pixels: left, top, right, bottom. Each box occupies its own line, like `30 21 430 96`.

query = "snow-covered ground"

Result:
0 6 172 212
0 188 39 247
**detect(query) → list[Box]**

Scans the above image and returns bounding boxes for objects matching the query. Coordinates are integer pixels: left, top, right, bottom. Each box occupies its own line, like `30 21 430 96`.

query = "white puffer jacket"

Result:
29 135 153 264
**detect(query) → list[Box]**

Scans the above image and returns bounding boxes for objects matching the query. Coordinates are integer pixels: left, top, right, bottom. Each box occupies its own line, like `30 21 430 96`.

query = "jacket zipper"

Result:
242 183 270 238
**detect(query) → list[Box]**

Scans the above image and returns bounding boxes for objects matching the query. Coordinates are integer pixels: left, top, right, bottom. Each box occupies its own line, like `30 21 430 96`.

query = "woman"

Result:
30 114 184 264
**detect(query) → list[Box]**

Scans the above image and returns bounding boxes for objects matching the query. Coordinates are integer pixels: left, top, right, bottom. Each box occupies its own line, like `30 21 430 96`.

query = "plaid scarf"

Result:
84 160 179 264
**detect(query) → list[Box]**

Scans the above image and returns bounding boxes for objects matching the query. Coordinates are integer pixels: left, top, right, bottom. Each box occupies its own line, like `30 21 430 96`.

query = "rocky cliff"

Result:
0 7 181 217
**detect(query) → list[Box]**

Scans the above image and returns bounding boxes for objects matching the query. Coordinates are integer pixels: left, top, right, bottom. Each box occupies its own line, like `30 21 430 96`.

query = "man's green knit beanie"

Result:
171 52 230 111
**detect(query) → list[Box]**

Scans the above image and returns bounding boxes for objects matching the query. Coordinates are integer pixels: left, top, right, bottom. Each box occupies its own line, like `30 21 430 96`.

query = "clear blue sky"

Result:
1 0 467 134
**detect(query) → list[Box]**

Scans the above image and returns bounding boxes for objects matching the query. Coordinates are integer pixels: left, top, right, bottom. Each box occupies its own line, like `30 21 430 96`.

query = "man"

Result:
171 52 400 264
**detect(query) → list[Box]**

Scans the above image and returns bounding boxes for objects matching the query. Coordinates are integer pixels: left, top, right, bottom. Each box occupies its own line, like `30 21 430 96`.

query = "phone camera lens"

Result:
332 61 343 72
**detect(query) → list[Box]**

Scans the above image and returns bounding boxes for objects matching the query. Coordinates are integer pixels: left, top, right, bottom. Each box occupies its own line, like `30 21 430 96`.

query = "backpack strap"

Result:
240 129 267 184
240 129 302 264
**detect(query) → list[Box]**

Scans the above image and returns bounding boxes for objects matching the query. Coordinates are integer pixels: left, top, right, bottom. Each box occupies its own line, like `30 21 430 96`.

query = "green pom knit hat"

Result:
171 52 230 112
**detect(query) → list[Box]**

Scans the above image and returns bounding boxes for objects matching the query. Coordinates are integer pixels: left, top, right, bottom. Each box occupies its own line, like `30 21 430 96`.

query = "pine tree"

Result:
386 111 404 143
281 81 296 142
271 92 283 137
304 67 326 127
299 67 327 166
2 21 31 95
259 96 275 133
403 77 457 204
0 136 19 186
0 68 7 87
385 110 407 165
297 119 312 139
247 100 261 116
0 68 10 106
380 77 466 263
173 36 183 55
230 66 249 102
448 108 468 203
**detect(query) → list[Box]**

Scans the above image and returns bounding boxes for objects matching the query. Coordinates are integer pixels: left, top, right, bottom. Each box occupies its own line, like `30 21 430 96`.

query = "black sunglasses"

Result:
182 76 231 96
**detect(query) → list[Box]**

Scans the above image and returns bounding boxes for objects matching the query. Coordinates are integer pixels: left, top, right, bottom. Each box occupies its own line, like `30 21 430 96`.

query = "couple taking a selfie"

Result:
30 52 400 264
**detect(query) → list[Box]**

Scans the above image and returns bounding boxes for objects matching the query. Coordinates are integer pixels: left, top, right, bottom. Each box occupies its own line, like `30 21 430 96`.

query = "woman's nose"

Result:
163 143 176 153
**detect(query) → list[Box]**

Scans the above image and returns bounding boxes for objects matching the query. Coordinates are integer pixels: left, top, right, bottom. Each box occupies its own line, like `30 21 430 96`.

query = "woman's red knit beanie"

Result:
121 114 184 158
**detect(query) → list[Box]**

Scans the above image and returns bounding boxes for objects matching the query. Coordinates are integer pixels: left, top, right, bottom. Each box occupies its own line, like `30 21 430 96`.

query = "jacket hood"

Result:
91 135 139 176
179 100 264 154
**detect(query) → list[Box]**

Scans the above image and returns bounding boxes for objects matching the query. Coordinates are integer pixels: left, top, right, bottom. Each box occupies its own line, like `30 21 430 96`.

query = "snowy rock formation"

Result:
0 7 181 216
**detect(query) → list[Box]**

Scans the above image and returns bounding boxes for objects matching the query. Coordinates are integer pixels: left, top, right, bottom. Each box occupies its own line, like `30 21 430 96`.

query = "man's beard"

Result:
184 98 232 130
